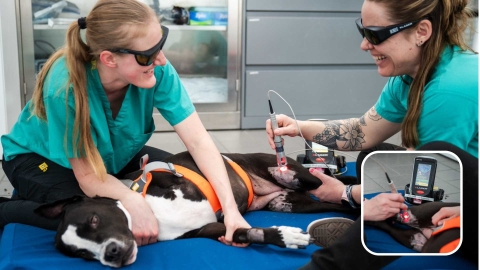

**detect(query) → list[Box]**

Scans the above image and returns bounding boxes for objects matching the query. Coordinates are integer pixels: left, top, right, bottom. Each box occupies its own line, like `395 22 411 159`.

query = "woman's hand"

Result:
363 193 408 221
308 168 345 204
431 206 460 226
120 192 159 246
219 209 251 247
266 114 302 149
174 112 252 247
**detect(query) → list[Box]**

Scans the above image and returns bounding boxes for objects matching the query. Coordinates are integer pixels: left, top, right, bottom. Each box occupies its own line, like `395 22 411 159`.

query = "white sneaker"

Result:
307 217 354 247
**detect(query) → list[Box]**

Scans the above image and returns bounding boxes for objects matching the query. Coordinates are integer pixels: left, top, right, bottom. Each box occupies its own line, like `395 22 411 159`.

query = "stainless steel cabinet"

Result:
16 0 242 130
241 0 387 128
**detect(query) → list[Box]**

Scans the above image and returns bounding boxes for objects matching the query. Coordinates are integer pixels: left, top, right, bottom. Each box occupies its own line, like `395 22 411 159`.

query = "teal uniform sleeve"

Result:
374 77 409 123
153 61 195 126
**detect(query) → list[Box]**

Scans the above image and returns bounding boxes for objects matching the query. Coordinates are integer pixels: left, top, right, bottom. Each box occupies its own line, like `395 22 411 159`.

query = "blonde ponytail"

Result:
29 0 158 180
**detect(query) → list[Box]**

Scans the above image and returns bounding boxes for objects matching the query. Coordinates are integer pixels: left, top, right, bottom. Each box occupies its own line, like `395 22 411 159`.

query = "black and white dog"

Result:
35 152 358 267
366 201 461 253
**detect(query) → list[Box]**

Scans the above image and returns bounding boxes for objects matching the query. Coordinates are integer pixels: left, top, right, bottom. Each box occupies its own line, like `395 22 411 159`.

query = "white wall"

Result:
0 5 5 157
0 0 23 158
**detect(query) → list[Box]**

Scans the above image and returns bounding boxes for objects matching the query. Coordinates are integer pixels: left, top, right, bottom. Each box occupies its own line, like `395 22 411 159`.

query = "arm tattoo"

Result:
367 107 382 121
360 107 382 126
359 115 367 126
312 121 342 149
312 119 366 151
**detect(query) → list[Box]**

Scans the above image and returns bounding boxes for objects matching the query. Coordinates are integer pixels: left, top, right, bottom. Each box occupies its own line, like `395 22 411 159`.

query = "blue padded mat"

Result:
363 192 476 269
0 210 475 270
0 162 476 269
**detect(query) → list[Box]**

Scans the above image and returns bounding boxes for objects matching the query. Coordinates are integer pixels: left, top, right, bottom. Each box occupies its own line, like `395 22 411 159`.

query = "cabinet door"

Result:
242 67 388 128
246 14 370 65
246 0 362 12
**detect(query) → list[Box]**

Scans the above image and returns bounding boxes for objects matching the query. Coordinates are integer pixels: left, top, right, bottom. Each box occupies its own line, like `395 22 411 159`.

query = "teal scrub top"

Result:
1 57 195 173
375 45 478 157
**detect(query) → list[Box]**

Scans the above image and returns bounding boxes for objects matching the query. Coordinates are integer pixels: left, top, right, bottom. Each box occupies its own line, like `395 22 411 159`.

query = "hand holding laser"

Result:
385 172 410 222
268 100 288 169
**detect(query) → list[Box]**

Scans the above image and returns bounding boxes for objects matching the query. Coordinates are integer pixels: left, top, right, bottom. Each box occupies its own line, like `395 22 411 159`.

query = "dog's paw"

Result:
272 226 311 249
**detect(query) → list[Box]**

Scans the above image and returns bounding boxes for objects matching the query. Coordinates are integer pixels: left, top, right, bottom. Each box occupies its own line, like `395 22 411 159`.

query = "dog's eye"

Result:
76 249 87 257
75 249 94 260
90 215 99 229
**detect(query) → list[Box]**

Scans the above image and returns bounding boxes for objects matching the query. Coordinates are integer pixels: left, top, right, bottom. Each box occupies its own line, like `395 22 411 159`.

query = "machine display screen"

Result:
414 163 432 187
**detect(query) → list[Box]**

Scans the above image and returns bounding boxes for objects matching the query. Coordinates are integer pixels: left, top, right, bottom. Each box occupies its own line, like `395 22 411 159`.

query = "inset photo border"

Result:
360 151 462 256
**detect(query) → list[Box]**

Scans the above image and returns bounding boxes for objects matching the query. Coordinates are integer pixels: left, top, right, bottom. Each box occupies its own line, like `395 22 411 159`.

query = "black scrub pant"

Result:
0 146 172 230
300 141 478 270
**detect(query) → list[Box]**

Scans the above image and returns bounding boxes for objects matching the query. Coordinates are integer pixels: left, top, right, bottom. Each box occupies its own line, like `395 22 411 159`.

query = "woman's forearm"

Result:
351 185 362 205
187 137 238 211
299 118 366 151
174 112 239 212
300 107 401 151
70 157 133 200
77 173 133 201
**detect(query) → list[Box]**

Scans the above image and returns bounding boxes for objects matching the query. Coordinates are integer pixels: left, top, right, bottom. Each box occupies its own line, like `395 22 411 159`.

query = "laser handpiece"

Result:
385 172 398 194
269 100 288 168
385 171 410 222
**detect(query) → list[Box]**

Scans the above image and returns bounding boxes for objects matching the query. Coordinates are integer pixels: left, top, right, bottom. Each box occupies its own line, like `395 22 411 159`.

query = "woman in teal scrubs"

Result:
1 0 250 247
267 0 477 268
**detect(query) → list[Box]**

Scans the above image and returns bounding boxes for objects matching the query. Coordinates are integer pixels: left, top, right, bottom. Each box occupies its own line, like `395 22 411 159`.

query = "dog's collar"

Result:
124 156 184 197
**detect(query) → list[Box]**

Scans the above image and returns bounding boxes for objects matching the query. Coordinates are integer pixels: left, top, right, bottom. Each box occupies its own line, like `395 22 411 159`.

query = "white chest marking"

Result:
116 201 132 230
145 190 217 241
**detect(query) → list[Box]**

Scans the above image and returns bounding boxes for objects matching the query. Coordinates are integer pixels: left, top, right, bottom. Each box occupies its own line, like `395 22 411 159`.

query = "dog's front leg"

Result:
178 223 311 249
400 202 460 228
234 227 311 249
177 222 226 241
365 221 428 251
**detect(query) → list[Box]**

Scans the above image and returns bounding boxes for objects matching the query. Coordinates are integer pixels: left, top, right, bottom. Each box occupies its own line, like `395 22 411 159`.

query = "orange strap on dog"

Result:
432 216 460 236
133 155 253 213
129 173 153 198
432 216 461 253
224 160 254 208
439 239 460 253
152 165 222 213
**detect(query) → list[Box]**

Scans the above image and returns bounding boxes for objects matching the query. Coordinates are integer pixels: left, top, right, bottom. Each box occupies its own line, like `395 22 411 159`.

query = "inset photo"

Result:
360 151 462 256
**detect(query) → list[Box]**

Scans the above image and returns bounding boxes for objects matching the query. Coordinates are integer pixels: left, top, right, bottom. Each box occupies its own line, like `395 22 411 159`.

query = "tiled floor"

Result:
1 129 460 203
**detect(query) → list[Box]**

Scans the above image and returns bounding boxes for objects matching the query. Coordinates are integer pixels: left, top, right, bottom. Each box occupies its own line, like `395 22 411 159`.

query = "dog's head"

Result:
35 196 137 268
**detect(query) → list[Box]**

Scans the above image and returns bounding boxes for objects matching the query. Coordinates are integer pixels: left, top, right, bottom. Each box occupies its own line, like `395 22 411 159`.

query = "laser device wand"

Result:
385 172 398 194
269 100 288 169
385 171 410 222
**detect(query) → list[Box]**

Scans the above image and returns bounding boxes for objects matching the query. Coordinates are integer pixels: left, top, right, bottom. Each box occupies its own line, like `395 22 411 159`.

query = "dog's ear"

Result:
34 195 85 219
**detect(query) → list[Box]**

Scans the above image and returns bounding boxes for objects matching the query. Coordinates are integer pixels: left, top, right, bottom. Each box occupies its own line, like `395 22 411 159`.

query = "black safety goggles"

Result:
110 25 169 66
355 18 421 45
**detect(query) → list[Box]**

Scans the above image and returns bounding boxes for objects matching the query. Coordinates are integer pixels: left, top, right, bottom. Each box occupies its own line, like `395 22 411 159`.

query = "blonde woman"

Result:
1 0 250 247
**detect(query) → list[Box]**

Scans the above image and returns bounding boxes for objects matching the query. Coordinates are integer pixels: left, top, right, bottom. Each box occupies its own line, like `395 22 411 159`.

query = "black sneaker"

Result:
307 217 354 247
